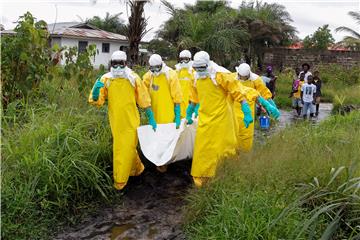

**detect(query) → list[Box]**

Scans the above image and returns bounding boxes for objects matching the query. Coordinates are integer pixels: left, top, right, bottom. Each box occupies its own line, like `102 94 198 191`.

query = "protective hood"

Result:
194 61 230 86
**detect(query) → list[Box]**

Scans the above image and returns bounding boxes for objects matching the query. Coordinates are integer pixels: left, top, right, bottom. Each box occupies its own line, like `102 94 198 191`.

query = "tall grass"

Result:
184 111 360 239
1 76 115 239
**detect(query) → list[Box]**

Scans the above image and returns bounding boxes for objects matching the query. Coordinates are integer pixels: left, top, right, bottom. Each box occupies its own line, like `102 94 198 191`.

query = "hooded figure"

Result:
88 50 157 190
175 50 196 118
231 63 280 152
142 54 183 172
143 54 183 127
185 51 255 187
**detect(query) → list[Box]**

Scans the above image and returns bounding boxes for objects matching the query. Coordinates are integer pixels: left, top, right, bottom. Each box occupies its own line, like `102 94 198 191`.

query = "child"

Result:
313 70 322 116
292 72 305 116
301 75 317 119
289 67 301 98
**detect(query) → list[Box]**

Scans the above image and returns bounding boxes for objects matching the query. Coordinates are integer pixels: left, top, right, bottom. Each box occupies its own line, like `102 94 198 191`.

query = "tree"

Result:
303 24 335 50
122 0 151 65
236 1 297 67
147 39 176 59
86 12 125 34
335 11 360 50
158 0 296 68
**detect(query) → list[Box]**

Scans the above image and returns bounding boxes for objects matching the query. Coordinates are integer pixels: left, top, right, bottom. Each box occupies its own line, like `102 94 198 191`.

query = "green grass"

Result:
184 111 360 239
1 76 116 239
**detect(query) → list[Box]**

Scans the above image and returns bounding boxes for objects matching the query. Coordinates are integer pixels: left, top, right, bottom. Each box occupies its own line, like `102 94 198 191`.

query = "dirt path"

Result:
54 103 333 240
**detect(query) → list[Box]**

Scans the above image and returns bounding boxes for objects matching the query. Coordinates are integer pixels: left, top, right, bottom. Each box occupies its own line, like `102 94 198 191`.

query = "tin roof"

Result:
49 22 127 41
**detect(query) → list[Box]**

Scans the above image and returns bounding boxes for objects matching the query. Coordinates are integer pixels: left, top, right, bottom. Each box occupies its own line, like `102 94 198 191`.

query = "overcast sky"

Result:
1 0 359 42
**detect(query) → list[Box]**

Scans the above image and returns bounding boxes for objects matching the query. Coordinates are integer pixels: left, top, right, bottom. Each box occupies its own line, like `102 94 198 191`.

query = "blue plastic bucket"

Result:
260 115 270 129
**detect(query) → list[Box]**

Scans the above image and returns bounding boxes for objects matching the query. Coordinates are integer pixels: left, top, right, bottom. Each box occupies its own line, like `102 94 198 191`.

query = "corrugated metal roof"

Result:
50 22 127 41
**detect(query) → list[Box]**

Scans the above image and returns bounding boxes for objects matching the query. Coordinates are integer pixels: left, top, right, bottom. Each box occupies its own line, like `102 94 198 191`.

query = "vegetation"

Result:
147 39 177 59
1 13 114 239
1 12 51 107
185 111 360 239
123 0 150 64
336 11 360 51
273 65 360 109
303 24 335 50
159 0 296 68
1 73 116 239
86 12 126 35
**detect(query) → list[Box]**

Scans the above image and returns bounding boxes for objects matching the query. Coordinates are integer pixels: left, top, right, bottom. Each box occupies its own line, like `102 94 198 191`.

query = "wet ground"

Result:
54 103 332 240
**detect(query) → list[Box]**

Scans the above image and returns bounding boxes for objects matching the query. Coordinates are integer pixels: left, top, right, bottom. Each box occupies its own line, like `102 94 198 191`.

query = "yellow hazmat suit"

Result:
189 71 250 184
175 65 194 118
230 72 273 152
143 66 183 124
88 70 151 190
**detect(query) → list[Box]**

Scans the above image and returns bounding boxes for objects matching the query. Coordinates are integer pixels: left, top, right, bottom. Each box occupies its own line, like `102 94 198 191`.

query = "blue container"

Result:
260 115 270 130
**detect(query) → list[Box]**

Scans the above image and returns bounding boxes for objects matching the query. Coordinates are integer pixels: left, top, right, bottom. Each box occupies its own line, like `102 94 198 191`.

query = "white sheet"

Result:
137 119 197 166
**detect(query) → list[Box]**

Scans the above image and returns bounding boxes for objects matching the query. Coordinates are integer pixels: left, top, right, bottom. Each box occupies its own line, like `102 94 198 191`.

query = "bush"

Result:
1 12 51 107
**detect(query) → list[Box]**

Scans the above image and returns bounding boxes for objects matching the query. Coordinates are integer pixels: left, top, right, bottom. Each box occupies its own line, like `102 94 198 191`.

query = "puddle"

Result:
54 104 332 240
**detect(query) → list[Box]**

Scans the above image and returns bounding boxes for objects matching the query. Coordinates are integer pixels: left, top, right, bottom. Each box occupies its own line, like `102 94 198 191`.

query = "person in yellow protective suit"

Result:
175 50 197 118
142 54 183 172
88 51 157 190
185 51 255 187
231 63 280 152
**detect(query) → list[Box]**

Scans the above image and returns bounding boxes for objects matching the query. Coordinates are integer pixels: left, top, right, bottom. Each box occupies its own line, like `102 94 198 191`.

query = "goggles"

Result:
193 65 208 72
179 58 190 64
149 65 162 73
111 60 126 68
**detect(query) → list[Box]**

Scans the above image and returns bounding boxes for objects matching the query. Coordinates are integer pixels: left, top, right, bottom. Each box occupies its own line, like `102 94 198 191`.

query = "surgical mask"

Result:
111 66 126 78
196 70 209 79
179 62 190 69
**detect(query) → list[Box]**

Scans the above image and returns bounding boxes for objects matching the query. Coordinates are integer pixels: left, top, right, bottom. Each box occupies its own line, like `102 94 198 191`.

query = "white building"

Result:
48 22 129 68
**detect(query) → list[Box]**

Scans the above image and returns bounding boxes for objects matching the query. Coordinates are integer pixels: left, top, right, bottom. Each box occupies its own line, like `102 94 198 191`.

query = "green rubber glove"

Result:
258 96 280 119
241 101 253 128
186 103 196 125
145 108 157 131
174 104 181 129
267 99 277 108
92 80 104 101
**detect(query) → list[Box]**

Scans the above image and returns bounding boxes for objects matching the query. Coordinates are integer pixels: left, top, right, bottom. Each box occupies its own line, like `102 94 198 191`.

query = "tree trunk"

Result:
127 0 147 66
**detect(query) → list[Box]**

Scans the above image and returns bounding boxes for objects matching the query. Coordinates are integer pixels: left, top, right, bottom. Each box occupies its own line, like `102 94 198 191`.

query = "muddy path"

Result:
54 103 333 240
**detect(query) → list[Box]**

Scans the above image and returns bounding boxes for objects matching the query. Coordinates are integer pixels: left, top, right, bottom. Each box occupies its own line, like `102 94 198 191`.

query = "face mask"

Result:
196 70 209 79
179 62 190 69
111 66 126 78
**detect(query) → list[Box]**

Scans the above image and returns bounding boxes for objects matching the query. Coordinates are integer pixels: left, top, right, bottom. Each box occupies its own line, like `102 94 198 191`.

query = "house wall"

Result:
52 37 129 68
263 48 360 70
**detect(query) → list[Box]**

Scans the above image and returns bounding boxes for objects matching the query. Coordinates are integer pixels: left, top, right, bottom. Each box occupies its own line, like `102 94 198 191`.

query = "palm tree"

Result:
86 12 125 34
335 11 360 50
237 1 297 67
122 0 151 65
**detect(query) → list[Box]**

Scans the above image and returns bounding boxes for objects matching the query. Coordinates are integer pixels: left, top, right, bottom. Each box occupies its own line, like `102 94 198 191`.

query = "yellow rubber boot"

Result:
193 177 210 188
114 182 127 190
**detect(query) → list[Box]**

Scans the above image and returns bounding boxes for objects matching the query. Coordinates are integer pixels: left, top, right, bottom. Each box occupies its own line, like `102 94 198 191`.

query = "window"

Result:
78 41 88 53
102 43 110 53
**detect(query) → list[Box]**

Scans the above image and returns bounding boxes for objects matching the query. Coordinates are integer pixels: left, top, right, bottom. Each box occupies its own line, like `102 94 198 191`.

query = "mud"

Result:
54 103 332 240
